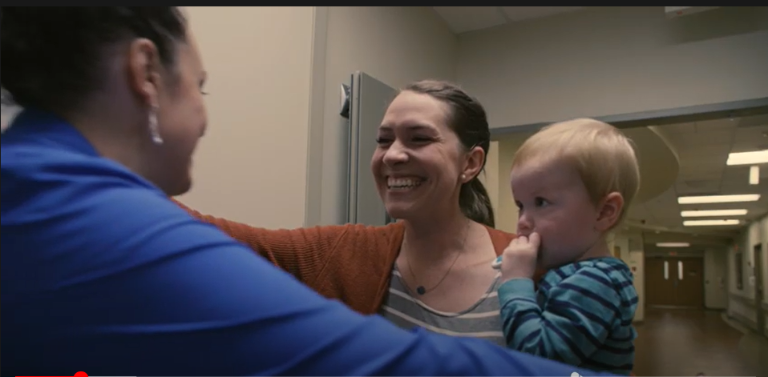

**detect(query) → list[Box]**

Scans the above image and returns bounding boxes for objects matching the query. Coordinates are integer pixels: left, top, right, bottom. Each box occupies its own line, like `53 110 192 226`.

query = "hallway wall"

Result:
457 6 768 129
728 214 768 333
612 231 646 322
705 248 729 309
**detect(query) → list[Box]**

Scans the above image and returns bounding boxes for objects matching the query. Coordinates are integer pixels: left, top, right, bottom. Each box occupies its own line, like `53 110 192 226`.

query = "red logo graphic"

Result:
17 371 87 377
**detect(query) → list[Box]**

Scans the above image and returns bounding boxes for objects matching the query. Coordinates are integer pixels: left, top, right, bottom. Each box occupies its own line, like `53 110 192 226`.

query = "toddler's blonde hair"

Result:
512 118 640 229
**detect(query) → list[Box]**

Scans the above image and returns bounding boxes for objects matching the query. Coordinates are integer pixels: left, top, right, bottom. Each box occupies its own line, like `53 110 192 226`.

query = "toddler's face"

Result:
510 158 603 269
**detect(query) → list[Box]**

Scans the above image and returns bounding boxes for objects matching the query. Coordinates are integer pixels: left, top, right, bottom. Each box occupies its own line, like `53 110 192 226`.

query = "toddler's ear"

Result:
595 192 624 232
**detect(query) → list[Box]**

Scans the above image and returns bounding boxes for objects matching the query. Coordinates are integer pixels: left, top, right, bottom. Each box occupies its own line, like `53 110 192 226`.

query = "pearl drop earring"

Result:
148 107 163 145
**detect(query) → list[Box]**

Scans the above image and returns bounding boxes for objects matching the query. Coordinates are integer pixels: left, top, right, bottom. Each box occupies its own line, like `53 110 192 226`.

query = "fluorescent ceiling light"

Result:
750 165 760 185
678 194 760 204
680 209 748 217
656 242 690 247
727 149 768 165
683 219 740 226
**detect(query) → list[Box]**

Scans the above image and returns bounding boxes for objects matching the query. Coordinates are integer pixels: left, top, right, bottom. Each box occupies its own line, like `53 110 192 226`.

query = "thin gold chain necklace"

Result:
405 219 471 295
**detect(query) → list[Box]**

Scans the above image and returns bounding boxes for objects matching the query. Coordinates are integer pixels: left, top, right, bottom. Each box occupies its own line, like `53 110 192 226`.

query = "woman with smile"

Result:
177 80 541 345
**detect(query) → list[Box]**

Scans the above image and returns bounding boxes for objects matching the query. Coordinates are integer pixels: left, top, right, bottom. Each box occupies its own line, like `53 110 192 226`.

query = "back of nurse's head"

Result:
1 7 210 196
2 7 188 114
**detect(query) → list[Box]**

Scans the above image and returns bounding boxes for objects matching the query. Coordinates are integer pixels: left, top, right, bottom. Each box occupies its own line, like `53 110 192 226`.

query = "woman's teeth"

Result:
387 177 423 189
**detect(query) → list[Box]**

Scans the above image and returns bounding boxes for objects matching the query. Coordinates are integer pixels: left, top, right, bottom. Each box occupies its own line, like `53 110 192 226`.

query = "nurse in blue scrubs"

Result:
1 7 612 377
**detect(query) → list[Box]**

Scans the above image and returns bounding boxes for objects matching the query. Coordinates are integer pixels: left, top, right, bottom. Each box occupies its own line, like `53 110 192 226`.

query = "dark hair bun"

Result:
1 7 186 112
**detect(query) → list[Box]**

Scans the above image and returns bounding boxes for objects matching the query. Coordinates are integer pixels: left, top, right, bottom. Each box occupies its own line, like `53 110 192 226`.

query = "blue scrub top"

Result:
1 109 612 376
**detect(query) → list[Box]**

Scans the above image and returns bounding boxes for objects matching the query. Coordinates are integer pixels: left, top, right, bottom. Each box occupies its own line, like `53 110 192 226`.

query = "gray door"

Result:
346 71 398 226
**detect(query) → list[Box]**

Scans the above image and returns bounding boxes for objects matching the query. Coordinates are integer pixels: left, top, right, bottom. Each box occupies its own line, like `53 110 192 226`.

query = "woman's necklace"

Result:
405 219 471 295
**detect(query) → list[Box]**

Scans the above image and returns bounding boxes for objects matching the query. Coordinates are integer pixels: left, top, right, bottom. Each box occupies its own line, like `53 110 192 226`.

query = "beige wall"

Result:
478 140 500 226
178 7 315 228
180 7 459 227
495 137 527 233
457 6 768 128
308 7 459 225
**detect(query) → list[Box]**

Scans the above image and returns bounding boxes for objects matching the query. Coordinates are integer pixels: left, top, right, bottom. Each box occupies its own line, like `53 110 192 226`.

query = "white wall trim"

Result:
304 7 329 227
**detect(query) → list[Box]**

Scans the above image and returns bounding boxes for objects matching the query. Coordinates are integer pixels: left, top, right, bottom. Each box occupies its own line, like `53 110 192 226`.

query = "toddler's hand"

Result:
499 232 540 282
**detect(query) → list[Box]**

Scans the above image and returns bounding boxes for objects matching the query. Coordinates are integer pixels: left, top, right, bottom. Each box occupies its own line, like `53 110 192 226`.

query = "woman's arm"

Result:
7 189 615 376
171 198 346 284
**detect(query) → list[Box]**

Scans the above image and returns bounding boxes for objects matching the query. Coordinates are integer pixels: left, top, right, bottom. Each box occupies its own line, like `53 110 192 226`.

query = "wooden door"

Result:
646 257 678 306
675 258 704 308
645 256 705 308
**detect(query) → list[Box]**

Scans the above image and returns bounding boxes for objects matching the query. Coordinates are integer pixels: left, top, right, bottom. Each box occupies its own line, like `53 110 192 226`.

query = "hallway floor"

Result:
633 308 768 376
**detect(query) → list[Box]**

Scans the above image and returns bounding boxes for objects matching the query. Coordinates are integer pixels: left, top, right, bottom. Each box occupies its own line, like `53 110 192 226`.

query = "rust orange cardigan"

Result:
174 199 528 315
175 200 635 374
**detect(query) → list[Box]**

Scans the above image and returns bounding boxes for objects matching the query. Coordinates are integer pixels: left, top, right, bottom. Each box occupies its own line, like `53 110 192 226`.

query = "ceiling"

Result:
432 7 586 34
494 113 768 249
628 114 768 242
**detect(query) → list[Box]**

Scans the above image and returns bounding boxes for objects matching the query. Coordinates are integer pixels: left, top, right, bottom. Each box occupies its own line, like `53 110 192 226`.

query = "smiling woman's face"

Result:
370 90 467 220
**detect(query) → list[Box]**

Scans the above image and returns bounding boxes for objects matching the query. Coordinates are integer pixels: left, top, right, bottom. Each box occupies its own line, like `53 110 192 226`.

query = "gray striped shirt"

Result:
379 267 506 346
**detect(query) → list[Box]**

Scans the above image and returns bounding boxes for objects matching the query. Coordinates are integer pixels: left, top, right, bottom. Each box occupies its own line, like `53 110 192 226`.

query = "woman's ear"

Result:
595 192 624 232
462 145 485 183
126 38 163 108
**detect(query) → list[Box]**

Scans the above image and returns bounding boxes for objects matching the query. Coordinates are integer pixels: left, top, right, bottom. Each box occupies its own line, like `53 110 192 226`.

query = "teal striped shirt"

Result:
498 257 638 375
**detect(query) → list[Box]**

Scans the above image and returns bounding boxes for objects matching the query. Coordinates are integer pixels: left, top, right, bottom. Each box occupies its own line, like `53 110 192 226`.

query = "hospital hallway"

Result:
632 308 768 376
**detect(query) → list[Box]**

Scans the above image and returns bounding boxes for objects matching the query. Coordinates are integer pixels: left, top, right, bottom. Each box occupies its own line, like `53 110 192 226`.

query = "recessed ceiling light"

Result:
656 242 690 247
680 209 748 217
683 219 740 226
750 165 760 185
678 194 760 204
727 150 768 165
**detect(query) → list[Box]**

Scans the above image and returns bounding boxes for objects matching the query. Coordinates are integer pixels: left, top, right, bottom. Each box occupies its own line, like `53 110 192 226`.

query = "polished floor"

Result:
633 308 768 376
